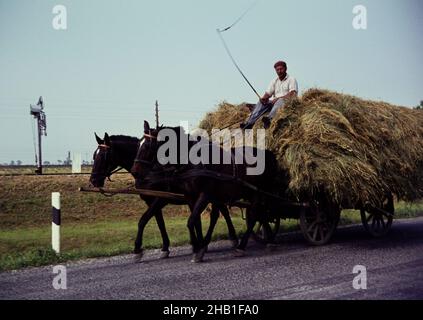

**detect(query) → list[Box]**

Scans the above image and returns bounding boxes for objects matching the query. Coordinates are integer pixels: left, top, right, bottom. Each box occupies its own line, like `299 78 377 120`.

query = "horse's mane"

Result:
110 135 140 144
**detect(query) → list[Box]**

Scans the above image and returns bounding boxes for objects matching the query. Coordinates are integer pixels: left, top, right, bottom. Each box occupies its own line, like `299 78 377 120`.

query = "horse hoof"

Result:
234 249 246 257
159 250 170 259
191 248 206 263
199 247 207 259
231 239 239 249
191 254 202 263
133 251 144 263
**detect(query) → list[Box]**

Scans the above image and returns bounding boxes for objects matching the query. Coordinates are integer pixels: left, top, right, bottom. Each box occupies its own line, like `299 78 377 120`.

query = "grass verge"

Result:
1 201 422 271
0 215 247 271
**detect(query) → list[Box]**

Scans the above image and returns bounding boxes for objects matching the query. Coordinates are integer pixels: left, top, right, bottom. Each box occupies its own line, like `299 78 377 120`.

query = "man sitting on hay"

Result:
241 60 298 129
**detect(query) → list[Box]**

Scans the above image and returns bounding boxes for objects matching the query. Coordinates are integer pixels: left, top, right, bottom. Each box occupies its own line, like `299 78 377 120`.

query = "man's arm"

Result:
283 90 298 99
260 92 272 104
261 79 277 104
270 90 297 105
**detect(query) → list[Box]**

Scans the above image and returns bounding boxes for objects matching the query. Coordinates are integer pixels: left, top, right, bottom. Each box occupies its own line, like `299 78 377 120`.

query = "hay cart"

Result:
248 190 395 246
80 170 395 246
225 163 397 245
176 169 396 246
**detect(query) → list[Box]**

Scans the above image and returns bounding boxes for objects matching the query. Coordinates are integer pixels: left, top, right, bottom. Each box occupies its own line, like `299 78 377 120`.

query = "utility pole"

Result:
30 96 47 175
155 100 159 128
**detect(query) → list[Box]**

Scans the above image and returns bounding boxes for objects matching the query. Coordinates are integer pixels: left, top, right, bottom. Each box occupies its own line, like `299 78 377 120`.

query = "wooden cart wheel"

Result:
300 201 340 246
252 218 281 244
360 193 394 237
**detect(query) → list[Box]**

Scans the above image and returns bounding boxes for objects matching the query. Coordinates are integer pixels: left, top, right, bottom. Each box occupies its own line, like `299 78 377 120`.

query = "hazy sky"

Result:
0 0 422 164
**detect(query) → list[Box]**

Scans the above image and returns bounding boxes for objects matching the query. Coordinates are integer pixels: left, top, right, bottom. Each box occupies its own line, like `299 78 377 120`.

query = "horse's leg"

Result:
262 220 278 251
203 204 220 248
234 207 256 257
187 193 210 263
154 208 171 259
134 198 162 262
186 202 199 254
194 214 204 246
262 221 273 243
188 204 204 254
219 204 238 248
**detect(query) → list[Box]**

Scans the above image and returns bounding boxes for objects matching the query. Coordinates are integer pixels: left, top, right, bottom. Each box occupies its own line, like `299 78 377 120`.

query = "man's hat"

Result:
274 60 287 69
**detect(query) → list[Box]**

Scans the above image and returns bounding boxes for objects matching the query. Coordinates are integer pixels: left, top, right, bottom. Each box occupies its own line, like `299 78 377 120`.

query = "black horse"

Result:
89 133 238 261
131 121 280 262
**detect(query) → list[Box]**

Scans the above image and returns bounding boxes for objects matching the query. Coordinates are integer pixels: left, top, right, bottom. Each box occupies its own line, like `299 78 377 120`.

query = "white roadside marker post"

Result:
52 192 61 254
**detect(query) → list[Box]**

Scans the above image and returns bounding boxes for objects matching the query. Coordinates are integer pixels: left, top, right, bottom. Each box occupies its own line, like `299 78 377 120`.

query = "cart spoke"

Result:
380 216 386 229
312 225 319 240
322 222 330 233
307 221 317 233
301 204 339 245
361 194 394 238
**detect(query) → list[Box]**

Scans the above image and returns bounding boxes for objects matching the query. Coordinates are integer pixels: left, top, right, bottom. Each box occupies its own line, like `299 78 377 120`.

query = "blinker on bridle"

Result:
92 143 122 182
133 132 158 165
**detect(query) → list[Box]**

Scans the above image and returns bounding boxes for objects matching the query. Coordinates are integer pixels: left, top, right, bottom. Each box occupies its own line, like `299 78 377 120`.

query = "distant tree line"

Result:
4 153 93 166
415 100 423 110
6 160 23 166
3 160 93 166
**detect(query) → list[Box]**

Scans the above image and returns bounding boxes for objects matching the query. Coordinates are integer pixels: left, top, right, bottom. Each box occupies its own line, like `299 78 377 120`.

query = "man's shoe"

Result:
262 117 271 129
240 122 247 129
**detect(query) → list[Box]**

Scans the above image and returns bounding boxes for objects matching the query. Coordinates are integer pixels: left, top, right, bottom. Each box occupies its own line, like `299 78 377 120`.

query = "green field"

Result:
0 172 422 271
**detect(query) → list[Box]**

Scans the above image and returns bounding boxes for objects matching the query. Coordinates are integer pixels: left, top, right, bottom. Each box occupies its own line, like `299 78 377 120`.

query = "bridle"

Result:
143 133 157 140
133 132 158 166
91 143 124 181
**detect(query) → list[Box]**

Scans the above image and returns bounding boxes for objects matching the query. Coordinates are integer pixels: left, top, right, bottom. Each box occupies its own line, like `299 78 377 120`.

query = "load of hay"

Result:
199 89 423 208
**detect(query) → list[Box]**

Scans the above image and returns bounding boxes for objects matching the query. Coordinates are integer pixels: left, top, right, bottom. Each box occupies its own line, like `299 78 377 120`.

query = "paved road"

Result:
1 218 423 300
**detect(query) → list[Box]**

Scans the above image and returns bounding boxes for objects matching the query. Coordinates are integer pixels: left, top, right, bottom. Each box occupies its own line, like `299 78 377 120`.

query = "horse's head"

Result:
89 132 118 187
131 121 160 179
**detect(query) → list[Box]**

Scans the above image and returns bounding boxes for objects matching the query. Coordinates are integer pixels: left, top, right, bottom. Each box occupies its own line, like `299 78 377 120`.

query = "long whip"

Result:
216 1 261 100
